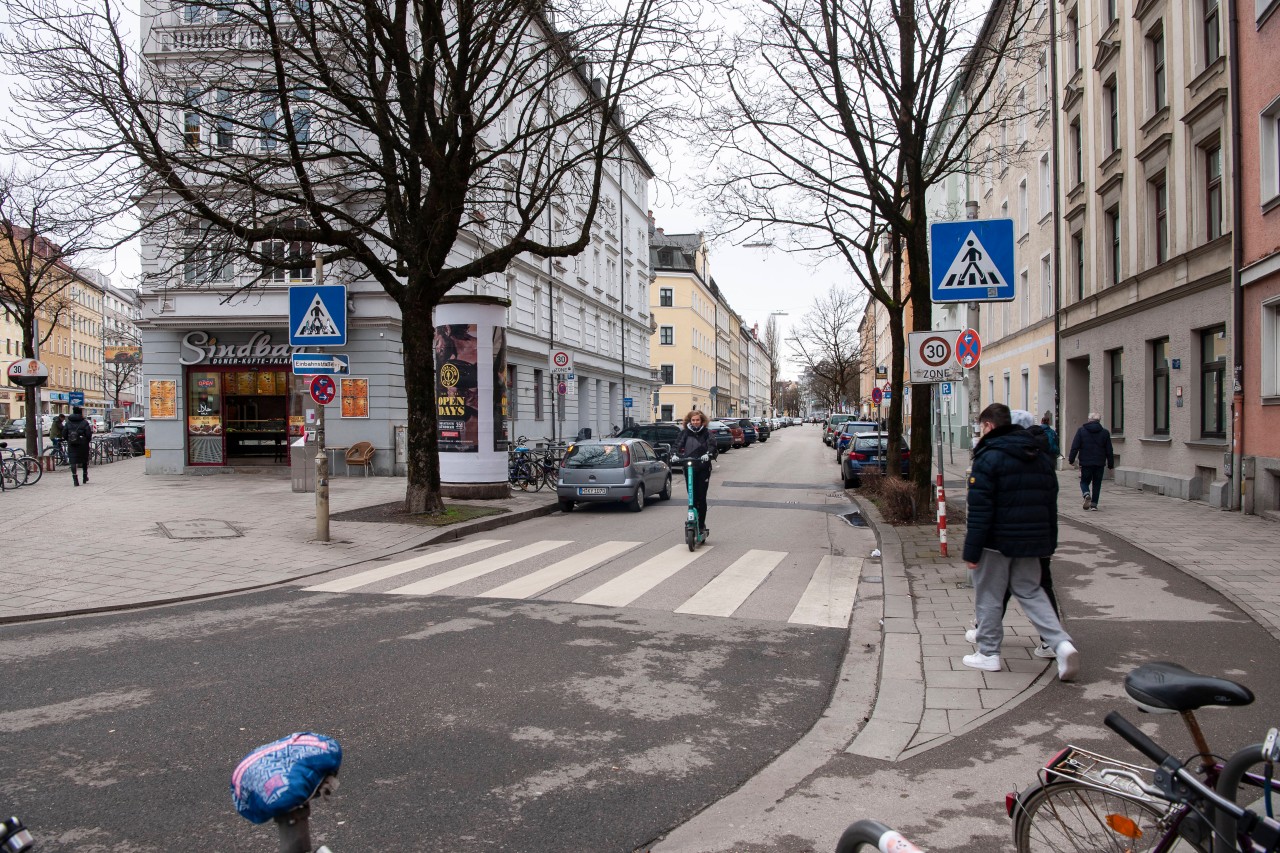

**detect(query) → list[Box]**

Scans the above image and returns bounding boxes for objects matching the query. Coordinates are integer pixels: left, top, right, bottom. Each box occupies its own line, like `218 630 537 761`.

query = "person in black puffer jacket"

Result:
963 403 1078 681
674 410 714 536
1068 413 1115 511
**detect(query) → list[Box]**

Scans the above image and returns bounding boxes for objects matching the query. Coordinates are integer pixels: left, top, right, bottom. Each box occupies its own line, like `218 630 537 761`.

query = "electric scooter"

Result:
671 455 710 552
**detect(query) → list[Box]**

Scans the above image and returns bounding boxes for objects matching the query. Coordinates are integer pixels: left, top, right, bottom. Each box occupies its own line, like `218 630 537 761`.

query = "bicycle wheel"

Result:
1013 781 1183 853
510 459 533 491
20 456 41 486
2 459 22 490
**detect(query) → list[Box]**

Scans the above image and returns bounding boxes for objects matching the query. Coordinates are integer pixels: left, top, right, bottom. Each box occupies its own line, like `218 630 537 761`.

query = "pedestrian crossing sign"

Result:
289 284 347 346
928 218 1016 303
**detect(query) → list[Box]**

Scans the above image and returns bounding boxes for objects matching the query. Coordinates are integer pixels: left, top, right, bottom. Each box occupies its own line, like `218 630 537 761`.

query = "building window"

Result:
1021 371 1030 408
1152 175 1169 264
1152 338 1170 435
1041 254 1053 319
533 369 544 420
1039 153 1051 218
661 404 674 421
1106 205 1121 286
1205 144 1223 241
260 220 313 282
1262 107 1280 205
1068 9 1080 72
659 287 673 307
1020 270 1030 326
659 326 674 346
1072 232 1084 301
1003 373 1011 404
1150 26 1166 113
1069 119 1083 185
1203 0 1220 66
1105 79 1120 153
1104 0 1117 24
1108 349 1124 435
660 364 674 385
183 89 201 148
1018 178 1029 234
214 90 233 149
1200 326 1227 437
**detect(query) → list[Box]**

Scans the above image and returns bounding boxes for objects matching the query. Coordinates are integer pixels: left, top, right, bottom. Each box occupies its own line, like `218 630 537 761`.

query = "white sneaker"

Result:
1033 643 1057 659
964 628 978 643
1056 641 1080 681
962 651 1001 672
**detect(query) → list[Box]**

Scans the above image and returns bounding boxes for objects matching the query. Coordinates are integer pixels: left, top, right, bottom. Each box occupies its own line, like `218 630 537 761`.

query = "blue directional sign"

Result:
291 353 351 375
623 397 634 408
289 284 347 346
69 391 85 406
929 218 1016 303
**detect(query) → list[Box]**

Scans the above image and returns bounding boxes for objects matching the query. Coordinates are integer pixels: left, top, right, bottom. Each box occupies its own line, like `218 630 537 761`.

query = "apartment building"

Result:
649 229 718 421
1238 0 1280 514
1055 0 1234 504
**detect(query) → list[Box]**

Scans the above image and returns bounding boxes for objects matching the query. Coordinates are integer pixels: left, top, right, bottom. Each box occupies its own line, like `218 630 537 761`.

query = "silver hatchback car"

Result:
555 438 672 513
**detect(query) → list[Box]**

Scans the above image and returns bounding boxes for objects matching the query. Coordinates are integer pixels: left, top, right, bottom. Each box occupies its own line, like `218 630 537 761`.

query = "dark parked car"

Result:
839 433 910 489
0 418 25 439
823 413 858 445
705 421 734 454
110 423 145 453
833 421 881 460
556 438 672 513
752 418 771 442
615 423 683 461
731 418 757 445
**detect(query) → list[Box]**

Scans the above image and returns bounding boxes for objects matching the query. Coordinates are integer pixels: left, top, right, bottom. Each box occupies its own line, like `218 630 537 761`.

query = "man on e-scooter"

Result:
672 410 714 549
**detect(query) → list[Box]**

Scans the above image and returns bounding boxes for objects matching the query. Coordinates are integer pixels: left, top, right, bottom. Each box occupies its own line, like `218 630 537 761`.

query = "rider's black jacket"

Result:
674 427 713 468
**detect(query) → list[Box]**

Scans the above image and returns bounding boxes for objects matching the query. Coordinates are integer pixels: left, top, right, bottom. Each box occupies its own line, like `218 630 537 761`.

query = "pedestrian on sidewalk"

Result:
64 406 93 486
49 413 66 460
1068 413 1114 511
963 403 1079 681
1040 412 1060 458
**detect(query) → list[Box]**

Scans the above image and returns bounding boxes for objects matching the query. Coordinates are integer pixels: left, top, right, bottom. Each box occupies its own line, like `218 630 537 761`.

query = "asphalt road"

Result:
1 425 878 852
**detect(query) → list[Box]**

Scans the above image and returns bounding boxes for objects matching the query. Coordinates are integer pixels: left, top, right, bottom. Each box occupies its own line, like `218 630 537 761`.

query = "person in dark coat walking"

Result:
673 410 714 536
964 403 1079 681
64 406 93 486
1068 413 1115 511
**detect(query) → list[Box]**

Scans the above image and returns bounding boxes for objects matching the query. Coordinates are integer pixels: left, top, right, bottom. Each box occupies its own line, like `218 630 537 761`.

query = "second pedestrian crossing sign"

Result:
289 284 347 346
929 218 1016 303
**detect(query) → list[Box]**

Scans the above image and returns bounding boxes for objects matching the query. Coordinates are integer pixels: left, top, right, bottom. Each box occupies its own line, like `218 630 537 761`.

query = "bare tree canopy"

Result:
788 290 863 412
2 0 707 511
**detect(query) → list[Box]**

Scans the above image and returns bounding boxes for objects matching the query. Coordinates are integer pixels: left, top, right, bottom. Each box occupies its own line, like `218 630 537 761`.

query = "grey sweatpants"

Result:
973 549 1071 656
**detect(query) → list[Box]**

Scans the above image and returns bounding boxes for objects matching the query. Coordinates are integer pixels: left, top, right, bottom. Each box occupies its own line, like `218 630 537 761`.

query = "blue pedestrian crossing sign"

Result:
289 284 347 346
929 218 1016 303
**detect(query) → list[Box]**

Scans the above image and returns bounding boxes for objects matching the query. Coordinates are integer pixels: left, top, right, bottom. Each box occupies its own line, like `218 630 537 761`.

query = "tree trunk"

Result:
907 218 936 518
401 295 447 515
886 306 905 477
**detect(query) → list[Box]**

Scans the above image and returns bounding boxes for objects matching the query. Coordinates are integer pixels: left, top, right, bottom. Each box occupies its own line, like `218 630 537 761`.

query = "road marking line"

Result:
476 541 643 600
573 545 712 608
302 540 509 593
787 555 863 628
384 541 572 596
674 549 787 617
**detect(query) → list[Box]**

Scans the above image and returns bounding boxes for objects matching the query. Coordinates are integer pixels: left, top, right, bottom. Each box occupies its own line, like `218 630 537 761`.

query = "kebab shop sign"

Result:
179 331 296 366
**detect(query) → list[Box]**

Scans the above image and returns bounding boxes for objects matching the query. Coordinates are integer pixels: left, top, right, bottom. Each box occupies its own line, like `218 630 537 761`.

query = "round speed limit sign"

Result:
918 335 952 367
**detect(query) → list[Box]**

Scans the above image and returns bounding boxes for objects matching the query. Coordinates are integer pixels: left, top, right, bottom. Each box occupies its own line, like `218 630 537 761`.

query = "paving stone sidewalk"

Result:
0 458 555 623
1055 469 1280 641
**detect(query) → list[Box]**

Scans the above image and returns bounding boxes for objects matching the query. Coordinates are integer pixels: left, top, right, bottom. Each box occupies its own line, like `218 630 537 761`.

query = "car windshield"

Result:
564 444 626 468
853 437 890 452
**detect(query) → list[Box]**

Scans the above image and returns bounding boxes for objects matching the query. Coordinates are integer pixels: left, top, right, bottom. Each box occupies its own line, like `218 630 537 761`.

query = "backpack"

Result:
65 420 89 446
1043 426 1060 457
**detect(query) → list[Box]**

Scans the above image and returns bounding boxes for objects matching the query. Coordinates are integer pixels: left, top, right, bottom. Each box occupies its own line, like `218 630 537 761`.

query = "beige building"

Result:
1056 0 1234 503
649 229 718 422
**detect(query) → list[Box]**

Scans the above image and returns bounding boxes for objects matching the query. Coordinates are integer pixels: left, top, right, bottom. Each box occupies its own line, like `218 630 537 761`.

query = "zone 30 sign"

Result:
907 330 963 384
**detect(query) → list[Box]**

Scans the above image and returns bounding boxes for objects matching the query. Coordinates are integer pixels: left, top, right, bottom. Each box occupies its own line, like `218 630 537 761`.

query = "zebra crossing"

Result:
302 539 863 628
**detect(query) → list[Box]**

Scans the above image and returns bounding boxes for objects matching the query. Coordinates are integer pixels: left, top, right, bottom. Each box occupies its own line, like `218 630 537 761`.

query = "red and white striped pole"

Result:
937 473 948 556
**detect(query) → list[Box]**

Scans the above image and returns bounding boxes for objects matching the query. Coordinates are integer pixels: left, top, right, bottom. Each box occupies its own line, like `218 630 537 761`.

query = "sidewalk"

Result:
0 459 556 623
1055 469 1280 641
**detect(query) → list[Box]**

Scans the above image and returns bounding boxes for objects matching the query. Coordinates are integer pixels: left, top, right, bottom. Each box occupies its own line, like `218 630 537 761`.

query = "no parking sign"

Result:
309 375 337 405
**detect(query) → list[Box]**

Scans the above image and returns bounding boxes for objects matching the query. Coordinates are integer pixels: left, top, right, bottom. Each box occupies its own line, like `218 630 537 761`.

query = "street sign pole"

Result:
935 383 947 557
313 256 330 543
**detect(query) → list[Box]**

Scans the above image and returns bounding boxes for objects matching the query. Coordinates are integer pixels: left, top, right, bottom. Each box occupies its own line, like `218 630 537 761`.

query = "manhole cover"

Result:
839 511 867 527
158 520 243 540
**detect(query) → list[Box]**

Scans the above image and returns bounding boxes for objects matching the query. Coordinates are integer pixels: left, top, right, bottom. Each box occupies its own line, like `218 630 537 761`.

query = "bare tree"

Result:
101 328 143 420
787 290 863 413
3 0 704 512
762 312 782 416
0 173 118 456
704 0 1034 513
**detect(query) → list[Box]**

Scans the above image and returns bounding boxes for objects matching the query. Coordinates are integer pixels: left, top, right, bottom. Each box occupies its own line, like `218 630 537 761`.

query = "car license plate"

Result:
577 487 607 496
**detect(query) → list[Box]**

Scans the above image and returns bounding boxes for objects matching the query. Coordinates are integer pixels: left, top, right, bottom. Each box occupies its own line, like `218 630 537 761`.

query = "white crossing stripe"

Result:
674 550 787 617
477 541 643 600
787 555 863 628
384 540 572 596
573 545 712 608
303 540 509 593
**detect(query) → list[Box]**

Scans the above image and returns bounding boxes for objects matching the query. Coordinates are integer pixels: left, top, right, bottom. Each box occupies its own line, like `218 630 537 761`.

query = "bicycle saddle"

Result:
1125 661 1254 714
231 732 342 824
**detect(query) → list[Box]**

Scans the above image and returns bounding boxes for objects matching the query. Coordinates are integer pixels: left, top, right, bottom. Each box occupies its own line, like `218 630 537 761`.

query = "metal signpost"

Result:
290 280 347 542
308 375 337 542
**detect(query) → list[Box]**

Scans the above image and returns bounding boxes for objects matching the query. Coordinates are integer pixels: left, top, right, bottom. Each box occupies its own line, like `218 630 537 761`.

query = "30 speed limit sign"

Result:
908 330 962 383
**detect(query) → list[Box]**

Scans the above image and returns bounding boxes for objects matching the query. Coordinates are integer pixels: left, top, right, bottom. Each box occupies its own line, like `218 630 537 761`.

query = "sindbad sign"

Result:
179 331 295 366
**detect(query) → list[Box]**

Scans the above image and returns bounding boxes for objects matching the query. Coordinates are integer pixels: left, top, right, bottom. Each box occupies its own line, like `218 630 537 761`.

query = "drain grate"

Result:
839 511 867 527
157 519 242 540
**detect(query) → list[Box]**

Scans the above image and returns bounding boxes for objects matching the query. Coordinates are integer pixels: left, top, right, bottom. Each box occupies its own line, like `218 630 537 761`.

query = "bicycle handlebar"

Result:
835 820 924 852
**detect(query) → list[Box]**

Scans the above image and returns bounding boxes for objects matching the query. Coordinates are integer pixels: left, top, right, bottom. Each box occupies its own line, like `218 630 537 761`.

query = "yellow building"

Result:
649 229 718 422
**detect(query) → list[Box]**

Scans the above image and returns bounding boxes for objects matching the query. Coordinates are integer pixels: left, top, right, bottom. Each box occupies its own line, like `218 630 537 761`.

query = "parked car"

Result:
705 420 734 454
716 420 746 448
615 422 683 461
0 418 25 439
839 433 910 489
731 418 758 445
833 421 881 461
752 418 771 442
823 413 858 445
556 438 671 513
110 423 146 453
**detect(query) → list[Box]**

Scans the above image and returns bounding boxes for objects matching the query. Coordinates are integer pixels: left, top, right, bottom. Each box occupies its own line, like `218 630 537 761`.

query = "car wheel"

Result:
558 499 575 513
629 485 645 512
843 475 857 489
658 476 672 501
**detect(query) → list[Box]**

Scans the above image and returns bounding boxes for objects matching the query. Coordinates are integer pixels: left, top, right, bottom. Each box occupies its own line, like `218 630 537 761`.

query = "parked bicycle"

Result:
507 436 565 492
1009 660 1275 852
0 442 42 489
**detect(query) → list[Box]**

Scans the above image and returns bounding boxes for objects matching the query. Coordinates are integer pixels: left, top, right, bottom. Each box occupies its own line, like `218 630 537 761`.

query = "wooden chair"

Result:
344 441 376 477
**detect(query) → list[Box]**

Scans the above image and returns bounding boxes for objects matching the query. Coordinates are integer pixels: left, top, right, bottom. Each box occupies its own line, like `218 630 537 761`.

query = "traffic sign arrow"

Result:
292 353 351 375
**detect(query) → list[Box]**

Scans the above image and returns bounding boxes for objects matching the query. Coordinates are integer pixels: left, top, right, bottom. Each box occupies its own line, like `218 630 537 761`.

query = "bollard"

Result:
936 474 948 557
315 450 330 542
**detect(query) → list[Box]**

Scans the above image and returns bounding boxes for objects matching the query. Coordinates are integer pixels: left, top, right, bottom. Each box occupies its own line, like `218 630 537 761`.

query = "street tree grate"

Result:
157 519 243 540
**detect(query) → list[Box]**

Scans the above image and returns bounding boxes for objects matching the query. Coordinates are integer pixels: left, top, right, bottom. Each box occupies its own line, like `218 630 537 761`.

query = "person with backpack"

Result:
64 406 93 486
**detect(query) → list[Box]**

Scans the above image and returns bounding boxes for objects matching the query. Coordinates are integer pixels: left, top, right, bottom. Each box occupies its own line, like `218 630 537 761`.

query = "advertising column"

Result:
434 295 511 498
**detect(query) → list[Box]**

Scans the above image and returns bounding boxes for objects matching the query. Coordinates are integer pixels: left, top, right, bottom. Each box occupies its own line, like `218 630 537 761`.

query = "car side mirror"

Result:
653 443 671 458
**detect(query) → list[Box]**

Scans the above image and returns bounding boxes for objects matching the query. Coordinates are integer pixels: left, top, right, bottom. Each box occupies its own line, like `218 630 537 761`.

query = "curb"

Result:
0 500 560 626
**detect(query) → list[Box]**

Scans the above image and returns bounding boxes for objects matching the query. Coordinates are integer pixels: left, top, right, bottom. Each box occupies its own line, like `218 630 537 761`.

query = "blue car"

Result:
833 421 881 461
840 433 910 489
